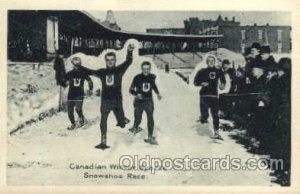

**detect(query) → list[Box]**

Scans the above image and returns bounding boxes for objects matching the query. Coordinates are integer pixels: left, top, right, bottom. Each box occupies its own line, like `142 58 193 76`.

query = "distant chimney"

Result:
105 10 117 24
225 17 228 21
266 23 269 26
254 23 257 26
232 17 235 22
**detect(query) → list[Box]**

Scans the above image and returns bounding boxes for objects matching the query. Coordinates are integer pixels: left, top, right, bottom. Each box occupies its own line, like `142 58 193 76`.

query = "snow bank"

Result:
7 63 59 131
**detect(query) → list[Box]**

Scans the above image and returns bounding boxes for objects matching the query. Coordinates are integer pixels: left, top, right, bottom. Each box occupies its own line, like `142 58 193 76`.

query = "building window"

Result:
241 43 245 53
277 29 282 41
74 37 80 47
264 30 269 45
46 17 59 52
241 30 246 40
198 42 203 48
278 42 282 53
95 39 100 48
89 39 96 48
258 30 263 40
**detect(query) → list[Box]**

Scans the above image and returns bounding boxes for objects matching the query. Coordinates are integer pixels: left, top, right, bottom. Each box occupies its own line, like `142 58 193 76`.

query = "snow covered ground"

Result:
7 46 289 133
7 63 60 131
7 41 282 185
7 67 276 186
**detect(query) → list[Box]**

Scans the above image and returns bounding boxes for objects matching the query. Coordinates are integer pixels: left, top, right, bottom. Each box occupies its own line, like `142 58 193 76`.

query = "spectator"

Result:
243 43 263 93
245 42 262 67
53 51 66 87
245 61 270 153
222 59 235 93
220 53 291 185
272 58 291 183
261 45 277 68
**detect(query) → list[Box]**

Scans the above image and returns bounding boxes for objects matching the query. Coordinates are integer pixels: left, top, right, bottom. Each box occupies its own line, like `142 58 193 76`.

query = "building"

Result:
8 10 222 62
184 16 240 35
239 24 291 54
146 28 185 35
146 15 291 53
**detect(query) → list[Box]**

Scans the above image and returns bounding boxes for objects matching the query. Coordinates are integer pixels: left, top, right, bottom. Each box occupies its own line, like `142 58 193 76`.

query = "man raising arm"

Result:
78 44 135 150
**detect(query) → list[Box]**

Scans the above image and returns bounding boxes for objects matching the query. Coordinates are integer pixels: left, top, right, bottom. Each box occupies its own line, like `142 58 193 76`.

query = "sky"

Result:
88 11 291 32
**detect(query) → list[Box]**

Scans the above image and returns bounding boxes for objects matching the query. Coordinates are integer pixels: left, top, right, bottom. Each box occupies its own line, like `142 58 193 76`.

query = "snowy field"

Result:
7 63 60 131
7 42 287 185
7 70 277 185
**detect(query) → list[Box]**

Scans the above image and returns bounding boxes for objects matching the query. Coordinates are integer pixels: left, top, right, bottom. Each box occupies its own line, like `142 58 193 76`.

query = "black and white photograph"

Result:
1 0 299 192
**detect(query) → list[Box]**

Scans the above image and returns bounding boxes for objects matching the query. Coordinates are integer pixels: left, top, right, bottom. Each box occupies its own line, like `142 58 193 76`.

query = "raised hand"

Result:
127 43 135 52
157 94 162 101
219 83 225 90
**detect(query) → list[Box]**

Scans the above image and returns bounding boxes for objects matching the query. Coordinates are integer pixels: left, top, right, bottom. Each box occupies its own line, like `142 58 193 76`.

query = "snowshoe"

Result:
95 143 110 150
81 120 93 130
197 118 208 124
67 123 76 130
78 117 87 127
129 127 136 133
129 126 143 134
144 138 151 144
135 127 143 134
144 137 159 145
201 120 209 124
116 118 130 128
212 132 224 140
124 118 130 124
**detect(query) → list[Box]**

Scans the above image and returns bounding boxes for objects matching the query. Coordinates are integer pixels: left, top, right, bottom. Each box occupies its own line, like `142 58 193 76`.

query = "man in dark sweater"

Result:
64 57 93 130
78 44 135 149
194 55 226 139
129 61 162 145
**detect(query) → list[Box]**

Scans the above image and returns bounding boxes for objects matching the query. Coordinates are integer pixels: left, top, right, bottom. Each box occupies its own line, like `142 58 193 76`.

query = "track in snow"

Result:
7 71 276 186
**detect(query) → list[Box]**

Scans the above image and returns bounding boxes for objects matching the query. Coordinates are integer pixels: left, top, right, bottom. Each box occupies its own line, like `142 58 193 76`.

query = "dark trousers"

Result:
100 99 125 141
200 96 219 131
133 99 154 138
219 94 235 119
67 96 84 124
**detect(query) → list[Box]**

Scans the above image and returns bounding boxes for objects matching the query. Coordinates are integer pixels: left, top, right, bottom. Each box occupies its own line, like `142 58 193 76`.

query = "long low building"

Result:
147 15 291 54
8 10 223 62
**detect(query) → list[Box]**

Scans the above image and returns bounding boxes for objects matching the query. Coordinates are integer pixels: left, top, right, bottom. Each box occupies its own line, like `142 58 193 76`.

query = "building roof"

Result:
8 10 223 42
80 11 223 41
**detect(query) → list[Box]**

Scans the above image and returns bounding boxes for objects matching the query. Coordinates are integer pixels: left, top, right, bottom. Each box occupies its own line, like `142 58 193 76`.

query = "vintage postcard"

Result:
0 0 299 193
